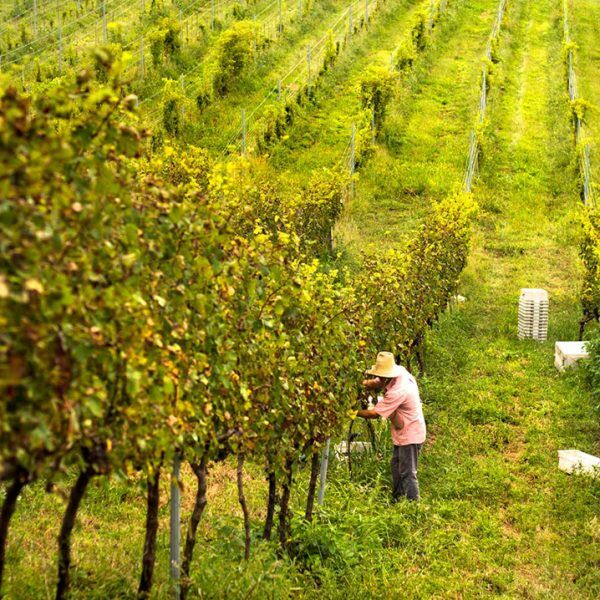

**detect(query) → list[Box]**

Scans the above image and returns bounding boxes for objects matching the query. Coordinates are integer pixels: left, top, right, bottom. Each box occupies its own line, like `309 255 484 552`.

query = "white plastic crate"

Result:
554 341 589 371
518 288 549 341
558 449 600 477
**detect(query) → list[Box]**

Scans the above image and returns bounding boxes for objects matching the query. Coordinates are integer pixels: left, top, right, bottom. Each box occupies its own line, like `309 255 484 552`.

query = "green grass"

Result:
2 0 599 597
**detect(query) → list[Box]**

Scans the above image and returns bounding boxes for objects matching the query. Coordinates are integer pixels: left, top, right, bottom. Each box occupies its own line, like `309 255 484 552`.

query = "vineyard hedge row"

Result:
561 7 600 336
0 52 476 598
580 207 600 335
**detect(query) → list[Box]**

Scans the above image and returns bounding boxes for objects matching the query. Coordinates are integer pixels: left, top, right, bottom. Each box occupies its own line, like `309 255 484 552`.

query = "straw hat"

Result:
365 352 404 378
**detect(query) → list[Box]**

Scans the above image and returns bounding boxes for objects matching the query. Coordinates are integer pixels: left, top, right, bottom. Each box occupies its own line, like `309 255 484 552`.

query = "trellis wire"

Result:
169 454 181 596
563 0 596 207
127 0 238 82
0 0 129 32
0 0 202 46
1 0 95 35
5 0 236 84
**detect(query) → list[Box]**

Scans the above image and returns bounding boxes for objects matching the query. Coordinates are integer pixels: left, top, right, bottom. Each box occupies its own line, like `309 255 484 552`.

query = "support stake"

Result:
279 0 283 33
371 105 375 145
140 37 145 79
430 0 435 30
241 109 246 156
59 27 63 75
102 1 107 42
348 7 352 39
317 438 331 505
170 455 181 598
350 123 356 195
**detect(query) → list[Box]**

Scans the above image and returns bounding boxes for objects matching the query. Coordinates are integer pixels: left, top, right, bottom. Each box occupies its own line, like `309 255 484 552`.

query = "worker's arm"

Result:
362 378 384 391
356 409 379 420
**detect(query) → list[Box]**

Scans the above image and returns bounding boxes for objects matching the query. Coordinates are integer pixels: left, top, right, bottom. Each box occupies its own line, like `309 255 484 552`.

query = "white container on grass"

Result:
558 449 600 477
554 341 589 371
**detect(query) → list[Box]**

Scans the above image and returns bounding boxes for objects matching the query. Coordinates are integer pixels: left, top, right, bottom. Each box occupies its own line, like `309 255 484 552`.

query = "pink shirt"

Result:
374 368 426 446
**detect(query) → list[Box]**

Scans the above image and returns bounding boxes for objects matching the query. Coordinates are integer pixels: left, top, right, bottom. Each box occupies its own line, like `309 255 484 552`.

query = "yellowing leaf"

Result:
24 279 44 294
0 276 8 298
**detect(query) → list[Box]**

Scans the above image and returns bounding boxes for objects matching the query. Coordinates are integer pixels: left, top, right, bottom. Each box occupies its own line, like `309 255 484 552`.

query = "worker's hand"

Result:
347 409 358 421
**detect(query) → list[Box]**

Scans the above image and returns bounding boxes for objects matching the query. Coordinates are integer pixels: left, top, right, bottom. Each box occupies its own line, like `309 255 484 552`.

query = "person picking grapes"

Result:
356 351 426 501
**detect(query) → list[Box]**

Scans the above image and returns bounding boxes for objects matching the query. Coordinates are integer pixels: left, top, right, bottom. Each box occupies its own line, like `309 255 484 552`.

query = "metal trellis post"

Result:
317 438 331 505
348 6 352 39
102 1 107 42
241 109 246 156
170 455 181 598
59 27 63 75
279 0 283 33
350 123 356 195
140 37 145 80
179 9 183 45
430 0 435 30
180 74 185 123
371 105 376 145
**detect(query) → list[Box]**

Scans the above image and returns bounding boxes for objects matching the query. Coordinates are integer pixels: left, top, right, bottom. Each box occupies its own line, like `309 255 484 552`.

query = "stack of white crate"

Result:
518 288 549 341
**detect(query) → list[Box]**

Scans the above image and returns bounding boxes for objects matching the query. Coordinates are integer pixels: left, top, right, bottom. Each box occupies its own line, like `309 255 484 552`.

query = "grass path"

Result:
302 1 600 596
569 0 600 185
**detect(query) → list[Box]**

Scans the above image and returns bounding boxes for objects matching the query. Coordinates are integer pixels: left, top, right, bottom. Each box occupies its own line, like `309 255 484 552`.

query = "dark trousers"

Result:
391 444 421 501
